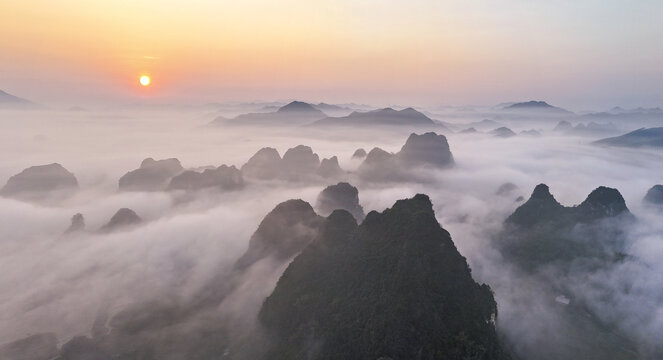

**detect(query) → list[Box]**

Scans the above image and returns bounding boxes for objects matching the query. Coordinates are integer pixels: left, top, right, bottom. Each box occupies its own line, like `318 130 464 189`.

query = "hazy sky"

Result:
1 0 662 109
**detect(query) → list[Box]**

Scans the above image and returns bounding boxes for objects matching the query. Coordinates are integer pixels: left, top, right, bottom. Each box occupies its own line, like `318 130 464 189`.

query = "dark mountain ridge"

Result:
259 194 509 360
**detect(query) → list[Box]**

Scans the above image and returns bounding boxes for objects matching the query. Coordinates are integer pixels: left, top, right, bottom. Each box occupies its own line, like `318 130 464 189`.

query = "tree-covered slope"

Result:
259 194 509 360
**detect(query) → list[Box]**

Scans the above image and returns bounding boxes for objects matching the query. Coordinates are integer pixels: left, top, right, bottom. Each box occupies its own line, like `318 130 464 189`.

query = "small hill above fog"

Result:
119 158 184 191
491 127 517 138
310 107 440 128
503 100 572 114
0 163 78 198
64 213 86 234
168 165 243 191
316 156 344 178
351 148 367 159
210 101 327 126
98 208 142 233
398 132 455 167
644 185 663 205
594 127 663 148
315 182 365 221
259 194 508 360
0 89 40 109
500 184 632 270
234 199 323 270
357 132 454 181
241 145 345 181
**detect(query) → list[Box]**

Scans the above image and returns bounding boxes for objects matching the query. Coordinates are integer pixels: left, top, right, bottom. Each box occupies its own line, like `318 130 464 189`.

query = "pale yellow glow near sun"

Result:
139 75 150 86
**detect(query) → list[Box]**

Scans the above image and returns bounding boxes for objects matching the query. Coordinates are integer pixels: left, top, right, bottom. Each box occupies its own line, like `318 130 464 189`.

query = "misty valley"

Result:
1 97 663 360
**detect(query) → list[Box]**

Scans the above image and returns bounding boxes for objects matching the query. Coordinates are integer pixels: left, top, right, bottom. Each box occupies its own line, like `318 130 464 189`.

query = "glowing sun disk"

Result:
139 75 150 86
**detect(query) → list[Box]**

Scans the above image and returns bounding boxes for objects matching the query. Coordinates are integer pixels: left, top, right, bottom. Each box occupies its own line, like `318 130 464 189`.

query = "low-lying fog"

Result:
1 104 662 357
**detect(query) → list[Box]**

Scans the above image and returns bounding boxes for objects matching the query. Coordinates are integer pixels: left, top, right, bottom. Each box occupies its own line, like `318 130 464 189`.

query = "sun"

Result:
139 75 150 86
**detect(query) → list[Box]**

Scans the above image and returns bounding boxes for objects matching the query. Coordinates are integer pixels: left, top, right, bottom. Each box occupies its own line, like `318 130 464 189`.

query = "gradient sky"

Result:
1 0 662 109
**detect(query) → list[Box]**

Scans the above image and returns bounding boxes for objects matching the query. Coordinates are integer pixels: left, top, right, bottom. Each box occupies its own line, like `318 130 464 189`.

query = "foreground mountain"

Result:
0 163 78 199
310 107 440 128
594 127 663 148
211 101 327 126
260 194 508 360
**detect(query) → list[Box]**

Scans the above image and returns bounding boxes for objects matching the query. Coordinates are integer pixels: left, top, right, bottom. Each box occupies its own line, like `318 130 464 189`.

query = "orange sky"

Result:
1 1 662 108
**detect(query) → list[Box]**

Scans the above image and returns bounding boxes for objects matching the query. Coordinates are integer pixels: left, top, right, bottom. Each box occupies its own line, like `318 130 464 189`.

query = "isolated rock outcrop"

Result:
351 148 367 159
0 163 78 198
64 213 86 234
241 147 282 180
491 127 517 138
316 156 344 178
234 199 323 270
118 158 183 191
281 145 320 178
357 132 454 181
315 182 365 221
398 132 455 168
644 184 663 205
500 184 632 270
98 208 142 233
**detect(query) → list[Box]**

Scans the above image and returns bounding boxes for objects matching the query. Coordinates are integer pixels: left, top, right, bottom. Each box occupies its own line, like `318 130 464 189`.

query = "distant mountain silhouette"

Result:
168 165 243 191
210 101 327 126
0 163 78 198
503 100 572 114
312 102 355 116
520 129 541 136
469 119 503 130
594 127 663 148
0 89 40 109
119 158 183 191
310 107 441 128
553 120 618 136
459 127 479 134
491 127 517 138
259 194 508 360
